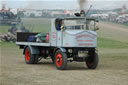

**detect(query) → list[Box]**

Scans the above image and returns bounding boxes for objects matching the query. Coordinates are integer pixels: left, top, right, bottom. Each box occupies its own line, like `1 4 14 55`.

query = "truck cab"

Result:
51 17 98 48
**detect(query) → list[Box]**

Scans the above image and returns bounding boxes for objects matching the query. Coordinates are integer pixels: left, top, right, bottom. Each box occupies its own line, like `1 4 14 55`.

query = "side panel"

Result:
63 30 97 47
50 19 63 47
51 19 57 46
57 31 62 47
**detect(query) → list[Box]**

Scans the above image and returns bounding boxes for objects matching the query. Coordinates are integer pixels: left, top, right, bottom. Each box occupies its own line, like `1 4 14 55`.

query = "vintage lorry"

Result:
16 17 99 70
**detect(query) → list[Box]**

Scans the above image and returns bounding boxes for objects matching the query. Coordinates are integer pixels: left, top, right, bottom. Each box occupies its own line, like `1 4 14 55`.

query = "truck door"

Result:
57 31 62 47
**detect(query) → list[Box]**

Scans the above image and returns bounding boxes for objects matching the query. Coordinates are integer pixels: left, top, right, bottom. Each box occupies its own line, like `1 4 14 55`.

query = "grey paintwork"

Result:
17 18 97 54
16 42 50 46
50 18 97 48
62 30 97 47
58 47 66 52
23 45 40 55
51 19 57 46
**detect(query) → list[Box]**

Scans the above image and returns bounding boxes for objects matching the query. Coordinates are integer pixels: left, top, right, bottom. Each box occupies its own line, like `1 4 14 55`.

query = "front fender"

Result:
59 47 66 52
54 47 66 53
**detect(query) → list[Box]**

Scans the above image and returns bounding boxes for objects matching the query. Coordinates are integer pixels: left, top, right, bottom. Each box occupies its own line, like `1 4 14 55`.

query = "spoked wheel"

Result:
86 51 99 69
25 47 38 64
54 49 67 70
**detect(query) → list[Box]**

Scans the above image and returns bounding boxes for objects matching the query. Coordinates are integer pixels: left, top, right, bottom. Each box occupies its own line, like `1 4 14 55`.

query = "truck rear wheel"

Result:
86 52 98 69
54 50 67 70
25 47 38 64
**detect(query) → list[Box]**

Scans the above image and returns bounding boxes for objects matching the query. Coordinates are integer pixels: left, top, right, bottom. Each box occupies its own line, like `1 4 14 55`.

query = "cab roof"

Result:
56 17 96 21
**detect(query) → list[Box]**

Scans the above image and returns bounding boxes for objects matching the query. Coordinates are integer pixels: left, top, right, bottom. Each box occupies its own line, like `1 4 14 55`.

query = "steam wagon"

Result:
16 17 99 70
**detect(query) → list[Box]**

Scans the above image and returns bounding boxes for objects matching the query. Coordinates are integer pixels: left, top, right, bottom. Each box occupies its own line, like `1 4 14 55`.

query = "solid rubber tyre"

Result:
54 49 67 70
86 52 98 69
24 47 38 64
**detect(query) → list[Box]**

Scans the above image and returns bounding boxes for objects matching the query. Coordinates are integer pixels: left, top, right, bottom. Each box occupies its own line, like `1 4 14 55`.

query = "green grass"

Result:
124 24 128 27
98 37 128 49
0 25 11 34
102 21 128 28
22 18 51 33
0 41 16 47
0 18 51 34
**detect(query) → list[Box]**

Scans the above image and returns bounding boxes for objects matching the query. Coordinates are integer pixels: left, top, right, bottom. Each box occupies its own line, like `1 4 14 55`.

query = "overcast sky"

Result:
0 0 128 10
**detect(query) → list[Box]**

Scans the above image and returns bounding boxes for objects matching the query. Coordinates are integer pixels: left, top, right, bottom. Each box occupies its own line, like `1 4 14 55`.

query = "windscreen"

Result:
63 19 95 31
63 19 86 30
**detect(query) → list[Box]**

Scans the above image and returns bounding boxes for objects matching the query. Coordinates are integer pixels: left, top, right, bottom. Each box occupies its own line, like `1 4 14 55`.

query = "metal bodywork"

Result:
16 17 99 70
16 17 98 49
62 30 97 47
50 18 97 48
23 45 40 55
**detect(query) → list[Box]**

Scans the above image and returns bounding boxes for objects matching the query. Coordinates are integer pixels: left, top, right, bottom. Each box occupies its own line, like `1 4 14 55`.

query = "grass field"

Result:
22 18 51 32
0 18 51 34
0 18 128 85
0 25 11 34
101 21 128 28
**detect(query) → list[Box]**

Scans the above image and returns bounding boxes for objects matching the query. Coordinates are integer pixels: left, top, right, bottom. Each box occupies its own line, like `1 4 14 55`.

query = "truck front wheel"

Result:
86 52 98 69
25 47 38 64
54 50 67 70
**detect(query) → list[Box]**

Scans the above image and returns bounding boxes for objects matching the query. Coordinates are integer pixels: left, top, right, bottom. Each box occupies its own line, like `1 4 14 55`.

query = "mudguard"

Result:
58 47 66 52
23 45 40 55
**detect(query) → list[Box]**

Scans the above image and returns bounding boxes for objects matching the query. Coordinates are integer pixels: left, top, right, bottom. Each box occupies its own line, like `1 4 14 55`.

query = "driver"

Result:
56 19 64 31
